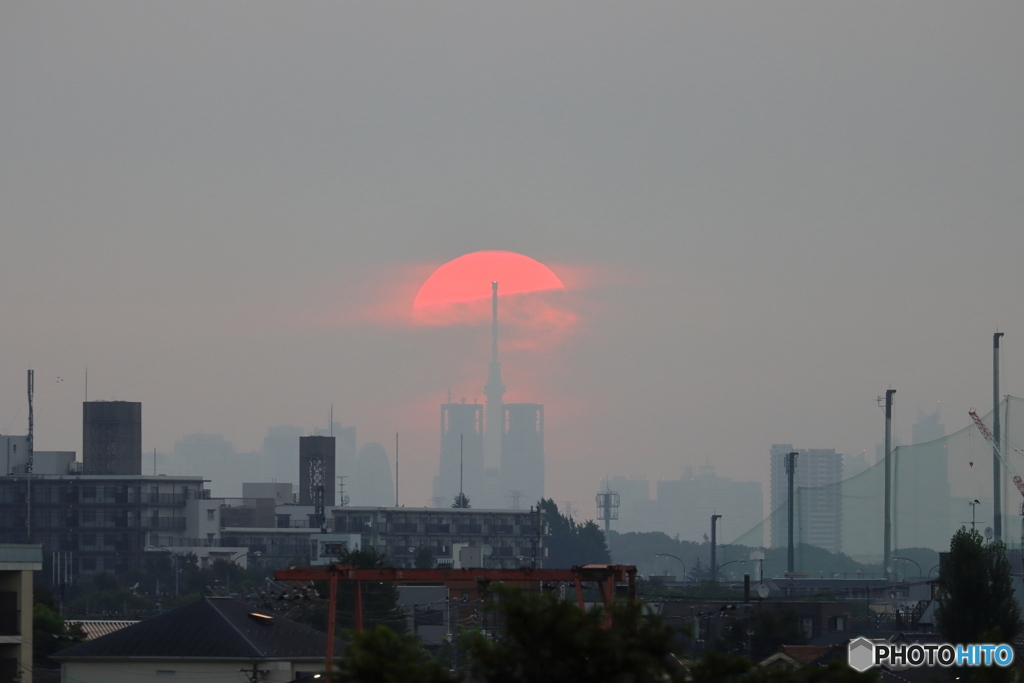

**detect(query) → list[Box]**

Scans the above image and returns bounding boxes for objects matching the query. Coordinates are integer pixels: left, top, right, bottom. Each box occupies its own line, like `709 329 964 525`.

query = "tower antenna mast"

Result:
484 282 505 473
26 369 34 542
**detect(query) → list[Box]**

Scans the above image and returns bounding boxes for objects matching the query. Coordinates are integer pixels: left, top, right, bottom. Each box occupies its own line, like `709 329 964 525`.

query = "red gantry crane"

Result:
274 564 638 673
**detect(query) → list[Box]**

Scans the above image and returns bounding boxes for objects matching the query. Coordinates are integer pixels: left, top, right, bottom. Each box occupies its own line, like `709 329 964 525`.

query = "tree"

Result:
466 585 683 683
935 527 1022 644
414 546 435 569
33 587 86 667
452 492 471 508
334 625 456 683
540 499 611 568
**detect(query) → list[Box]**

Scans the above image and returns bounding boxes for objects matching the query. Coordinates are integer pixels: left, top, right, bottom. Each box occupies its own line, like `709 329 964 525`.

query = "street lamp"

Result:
654 553 687 583
969 500 981 531
717 560 746 581
146 546 181 597
928 563 940 578
892 556 921 579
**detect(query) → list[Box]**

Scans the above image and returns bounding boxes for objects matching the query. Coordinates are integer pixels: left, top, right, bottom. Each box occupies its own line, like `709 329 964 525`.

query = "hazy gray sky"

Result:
2 3 1023 532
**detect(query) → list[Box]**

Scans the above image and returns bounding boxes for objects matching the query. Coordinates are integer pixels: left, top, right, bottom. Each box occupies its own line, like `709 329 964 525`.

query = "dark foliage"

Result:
33 587 86 666
936 527 1022 644
414 546 435 569
540 499 611 568
334 625 456 683
465 585 682 683
690 649 877 683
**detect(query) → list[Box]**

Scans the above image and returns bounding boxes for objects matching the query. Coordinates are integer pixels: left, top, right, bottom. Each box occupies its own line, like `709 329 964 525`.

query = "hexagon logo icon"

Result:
848 637 875 672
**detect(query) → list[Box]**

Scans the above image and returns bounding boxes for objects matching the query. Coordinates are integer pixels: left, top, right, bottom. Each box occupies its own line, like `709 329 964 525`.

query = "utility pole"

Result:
239 663 267 683
710 515 722 582
994 332 1005 542
27 369 34 543
785 451 798 573
883 389 896 577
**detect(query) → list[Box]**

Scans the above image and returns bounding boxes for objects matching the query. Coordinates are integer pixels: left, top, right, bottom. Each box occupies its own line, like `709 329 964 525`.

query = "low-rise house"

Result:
54 596 342 682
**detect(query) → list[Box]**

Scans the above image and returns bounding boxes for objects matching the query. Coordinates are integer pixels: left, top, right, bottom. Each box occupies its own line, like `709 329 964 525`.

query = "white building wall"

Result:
63 660 300 683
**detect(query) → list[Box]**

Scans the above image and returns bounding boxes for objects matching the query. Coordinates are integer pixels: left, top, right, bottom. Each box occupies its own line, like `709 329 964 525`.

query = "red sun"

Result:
413 251 565 309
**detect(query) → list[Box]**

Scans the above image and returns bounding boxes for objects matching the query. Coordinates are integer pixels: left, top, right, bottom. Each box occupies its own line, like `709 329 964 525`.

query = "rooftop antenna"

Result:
330 404 333 437
26 369 34 542
85 367 88 402
491 281 499 364
484 281 505 470
395 431 399 507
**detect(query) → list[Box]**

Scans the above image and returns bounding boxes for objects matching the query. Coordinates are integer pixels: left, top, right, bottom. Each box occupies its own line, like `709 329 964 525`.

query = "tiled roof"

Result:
66 620 139 640
779 645 835 664
55 597 343 661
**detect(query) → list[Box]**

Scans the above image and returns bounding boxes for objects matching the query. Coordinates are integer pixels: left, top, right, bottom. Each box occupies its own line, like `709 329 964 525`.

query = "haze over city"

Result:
2 2 1024 541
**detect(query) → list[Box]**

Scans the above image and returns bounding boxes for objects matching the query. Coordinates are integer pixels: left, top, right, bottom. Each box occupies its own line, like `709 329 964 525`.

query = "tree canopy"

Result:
540 499 611 568
935 527 1022 644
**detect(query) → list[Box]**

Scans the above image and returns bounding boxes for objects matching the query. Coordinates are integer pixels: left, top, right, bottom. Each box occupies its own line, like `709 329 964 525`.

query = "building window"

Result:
801 618 814 639
207 509 216 521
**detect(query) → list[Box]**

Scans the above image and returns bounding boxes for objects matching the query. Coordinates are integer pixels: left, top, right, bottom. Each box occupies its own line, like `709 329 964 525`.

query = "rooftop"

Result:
55 597 343 661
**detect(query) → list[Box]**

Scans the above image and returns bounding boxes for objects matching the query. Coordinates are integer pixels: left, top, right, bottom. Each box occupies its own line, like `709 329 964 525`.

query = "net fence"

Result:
728 396 1024 566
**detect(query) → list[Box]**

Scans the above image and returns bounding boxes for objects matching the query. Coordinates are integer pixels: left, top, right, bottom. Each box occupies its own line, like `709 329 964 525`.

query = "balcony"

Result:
129 493 187 506
138 517 187 530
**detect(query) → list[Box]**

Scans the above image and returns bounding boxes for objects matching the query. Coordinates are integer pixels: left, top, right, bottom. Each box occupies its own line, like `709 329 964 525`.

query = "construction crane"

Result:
968 410 1024 549
969 410 1024 498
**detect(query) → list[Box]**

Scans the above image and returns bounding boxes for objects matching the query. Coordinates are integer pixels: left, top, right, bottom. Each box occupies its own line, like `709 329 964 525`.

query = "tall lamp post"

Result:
969 499 981 531
146 546 180 597
654 553 687 583
717 560 746 582
893 556 921 579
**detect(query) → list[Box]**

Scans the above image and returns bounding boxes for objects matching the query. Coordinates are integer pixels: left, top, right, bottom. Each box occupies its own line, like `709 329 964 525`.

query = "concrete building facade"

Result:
500 403 544 510
0 544 42 683
83 402 142 476
433 402 484 508
0 474 207 575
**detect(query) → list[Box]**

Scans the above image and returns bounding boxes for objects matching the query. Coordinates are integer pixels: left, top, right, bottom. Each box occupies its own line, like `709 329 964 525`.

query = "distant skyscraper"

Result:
433 401 484 507
315 422 356 504
300 435 336 508
770 445 843 554
83 401 141 475
652 466 763 544
263 425 303 485
898 408 950 550
351 442 394 507
913 408 946 445
433 280 546 509
500 403 544 508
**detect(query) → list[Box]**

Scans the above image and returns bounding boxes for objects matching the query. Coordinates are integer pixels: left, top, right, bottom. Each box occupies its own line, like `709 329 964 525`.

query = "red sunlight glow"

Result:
413 251 565 309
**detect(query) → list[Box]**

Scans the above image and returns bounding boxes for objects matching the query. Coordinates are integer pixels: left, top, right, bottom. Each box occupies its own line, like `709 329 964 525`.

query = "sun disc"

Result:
413 251 564 309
